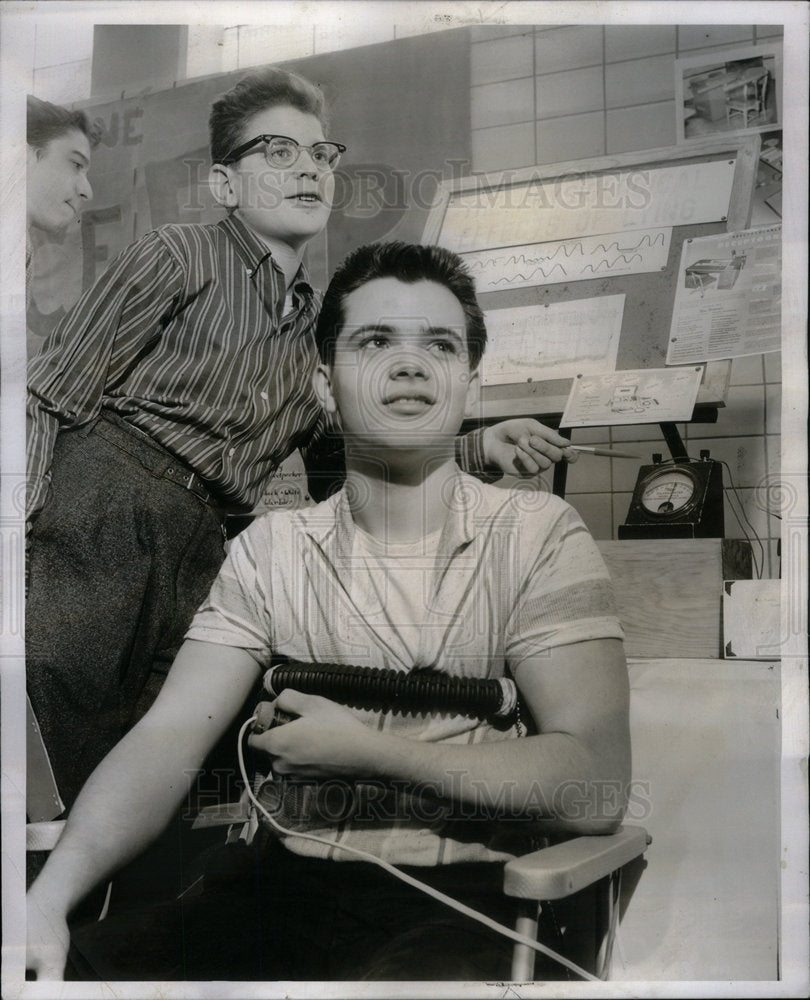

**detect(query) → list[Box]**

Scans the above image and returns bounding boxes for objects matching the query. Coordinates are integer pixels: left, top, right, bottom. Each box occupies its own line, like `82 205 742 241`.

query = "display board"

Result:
422 136 761 421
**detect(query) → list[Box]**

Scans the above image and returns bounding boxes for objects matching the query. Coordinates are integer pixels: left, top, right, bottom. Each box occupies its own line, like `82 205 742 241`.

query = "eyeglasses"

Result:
221 134 346 172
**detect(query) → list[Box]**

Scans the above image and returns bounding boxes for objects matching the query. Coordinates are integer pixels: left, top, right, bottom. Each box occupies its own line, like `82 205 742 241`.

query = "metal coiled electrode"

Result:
261 661 517 724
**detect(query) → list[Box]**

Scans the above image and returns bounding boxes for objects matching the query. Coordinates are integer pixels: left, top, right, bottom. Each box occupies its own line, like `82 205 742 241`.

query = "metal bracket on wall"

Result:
659 422 690 461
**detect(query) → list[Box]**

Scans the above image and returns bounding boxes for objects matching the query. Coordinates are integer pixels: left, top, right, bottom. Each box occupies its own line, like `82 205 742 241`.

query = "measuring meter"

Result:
618 452 725 539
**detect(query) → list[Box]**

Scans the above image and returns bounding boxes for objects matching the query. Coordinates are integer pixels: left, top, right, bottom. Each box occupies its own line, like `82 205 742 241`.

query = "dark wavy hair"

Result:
209 66 328 165
27 95 99 151
315 242 487 370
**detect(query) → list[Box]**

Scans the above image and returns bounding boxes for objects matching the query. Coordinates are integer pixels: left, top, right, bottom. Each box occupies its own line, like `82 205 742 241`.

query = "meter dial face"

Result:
640 469 697 515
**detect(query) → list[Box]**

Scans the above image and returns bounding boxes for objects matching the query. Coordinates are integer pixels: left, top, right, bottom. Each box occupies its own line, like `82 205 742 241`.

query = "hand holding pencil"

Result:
482 418 640 477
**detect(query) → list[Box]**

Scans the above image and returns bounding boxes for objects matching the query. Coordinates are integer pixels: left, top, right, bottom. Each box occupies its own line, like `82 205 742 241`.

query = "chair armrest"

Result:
26 820 66 852
503 824 649 901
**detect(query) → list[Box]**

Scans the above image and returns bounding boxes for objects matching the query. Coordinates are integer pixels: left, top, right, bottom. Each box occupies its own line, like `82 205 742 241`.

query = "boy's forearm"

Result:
28 724 199 919
364 725 629 832
29 641 262 920
360 641 631 831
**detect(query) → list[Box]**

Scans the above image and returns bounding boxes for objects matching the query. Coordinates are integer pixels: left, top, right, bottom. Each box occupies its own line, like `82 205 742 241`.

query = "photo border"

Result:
2 4 807 999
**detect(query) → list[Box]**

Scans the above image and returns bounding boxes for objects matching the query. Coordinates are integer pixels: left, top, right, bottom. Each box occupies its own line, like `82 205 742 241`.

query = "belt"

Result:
163 464 215 506
95 413 227 515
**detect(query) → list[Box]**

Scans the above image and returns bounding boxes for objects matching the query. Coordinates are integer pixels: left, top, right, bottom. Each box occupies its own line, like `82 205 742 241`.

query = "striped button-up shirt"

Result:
27 213 486 523
27 214 327 520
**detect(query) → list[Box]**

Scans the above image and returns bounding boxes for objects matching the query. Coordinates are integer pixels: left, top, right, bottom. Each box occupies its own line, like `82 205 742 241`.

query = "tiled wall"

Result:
471 24 784 573
470 23 784 170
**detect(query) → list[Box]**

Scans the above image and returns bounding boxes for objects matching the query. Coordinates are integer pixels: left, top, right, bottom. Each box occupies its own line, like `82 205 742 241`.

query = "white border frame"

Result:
1 4 807 999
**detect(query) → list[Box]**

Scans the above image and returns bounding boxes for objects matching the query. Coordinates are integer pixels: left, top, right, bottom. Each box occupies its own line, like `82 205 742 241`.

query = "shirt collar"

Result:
218 213 314 293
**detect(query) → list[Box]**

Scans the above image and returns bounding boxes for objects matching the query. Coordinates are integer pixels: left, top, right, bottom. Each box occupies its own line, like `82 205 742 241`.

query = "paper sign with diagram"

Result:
561 366 704 427
667 224 781 363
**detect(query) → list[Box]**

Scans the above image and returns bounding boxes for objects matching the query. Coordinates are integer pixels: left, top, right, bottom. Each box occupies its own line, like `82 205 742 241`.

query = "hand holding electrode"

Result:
247 661 522 779
247 690 376 779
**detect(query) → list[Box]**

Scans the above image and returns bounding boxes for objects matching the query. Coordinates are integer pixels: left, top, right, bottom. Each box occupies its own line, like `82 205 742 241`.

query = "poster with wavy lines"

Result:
462 228 672 292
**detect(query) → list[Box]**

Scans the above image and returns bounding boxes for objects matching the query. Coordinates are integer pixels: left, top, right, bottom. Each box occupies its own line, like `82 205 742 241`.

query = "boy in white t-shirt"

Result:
26 243 630 982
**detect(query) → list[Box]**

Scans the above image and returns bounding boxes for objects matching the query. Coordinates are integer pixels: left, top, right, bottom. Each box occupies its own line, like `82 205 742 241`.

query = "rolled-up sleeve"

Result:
505 504 624 663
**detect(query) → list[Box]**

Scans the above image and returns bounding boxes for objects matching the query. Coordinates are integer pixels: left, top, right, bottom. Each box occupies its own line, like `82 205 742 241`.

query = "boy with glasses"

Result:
26 242 628 982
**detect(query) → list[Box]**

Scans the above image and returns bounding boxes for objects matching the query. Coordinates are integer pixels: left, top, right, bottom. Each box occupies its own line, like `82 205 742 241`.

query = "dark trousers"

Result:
26 415 227 809
67 838 552 982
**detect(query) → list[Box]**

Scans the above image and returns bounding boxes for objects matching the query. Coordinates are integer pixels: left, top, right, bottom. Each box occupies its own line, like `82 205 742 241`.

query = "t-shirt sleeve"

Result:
505 500 624 664
185 518 274 664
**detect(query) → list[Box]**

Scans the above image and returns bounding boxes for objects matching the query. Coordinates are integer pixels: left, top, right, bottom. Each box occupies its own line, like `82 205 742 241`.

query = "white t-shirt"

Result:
350 525 443 667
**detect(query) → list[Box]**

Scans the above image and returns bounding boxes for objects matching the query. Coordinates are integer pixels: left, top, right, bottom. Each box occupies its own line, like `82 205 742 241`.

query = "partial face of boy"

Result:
317 277 480 452
219 105 334 250
27 128 93 235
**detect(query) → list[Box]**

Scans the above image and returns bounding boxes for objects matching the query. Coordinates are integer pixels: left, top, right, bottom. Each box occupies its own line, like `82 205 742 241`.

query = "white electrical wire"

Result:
236 716 600 982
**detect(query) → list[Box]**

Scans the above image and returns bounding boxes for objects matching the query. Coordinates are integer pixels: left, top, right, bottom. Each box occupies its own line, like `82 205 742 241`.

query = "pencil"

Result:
568 445 641 460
